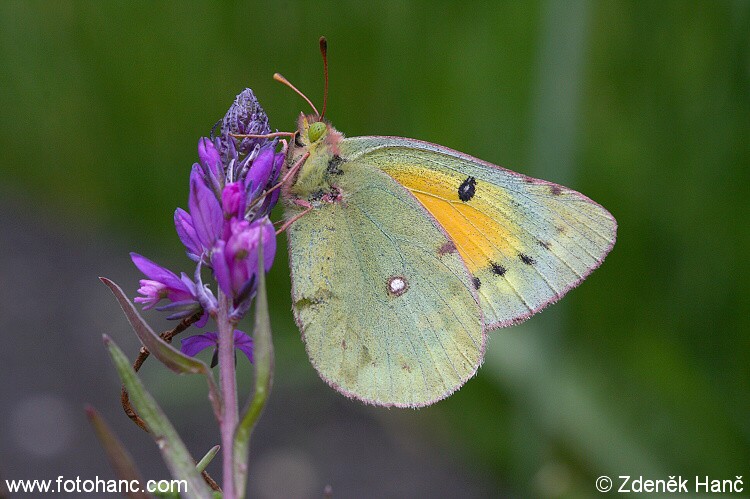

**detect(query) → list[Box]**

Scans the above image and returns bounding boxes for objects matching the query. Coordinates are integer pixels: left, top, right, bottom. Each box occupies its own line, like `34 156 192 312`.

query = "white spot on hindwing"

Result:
387 275 409 297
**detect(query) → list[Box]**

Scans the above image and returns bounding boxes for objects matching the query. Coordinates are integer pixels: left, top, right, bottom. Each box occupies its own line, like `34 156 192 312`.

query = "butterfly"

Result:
277 39 616 408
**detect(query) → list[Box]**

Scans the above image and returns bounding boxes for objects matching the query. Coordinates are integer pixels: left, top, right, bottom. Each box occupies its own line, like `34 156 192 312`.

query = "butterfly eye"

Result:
308 121 327 142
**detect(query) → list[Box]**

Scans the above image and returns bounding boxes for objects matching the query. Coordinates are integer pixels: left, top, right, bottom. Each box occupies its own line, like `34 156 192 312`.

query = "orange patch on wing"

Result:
386 167 518 273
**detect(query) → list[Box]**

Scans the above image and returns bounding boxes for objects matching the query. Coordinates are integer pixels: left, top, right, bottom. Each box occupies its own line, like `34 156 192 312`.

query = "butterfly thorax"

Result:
285 114 345 202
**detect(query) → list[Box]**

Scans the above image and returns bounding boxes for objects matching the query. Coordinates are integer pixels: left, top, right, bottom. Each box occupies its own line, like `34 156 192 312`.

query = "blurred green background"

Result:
1 1 748 497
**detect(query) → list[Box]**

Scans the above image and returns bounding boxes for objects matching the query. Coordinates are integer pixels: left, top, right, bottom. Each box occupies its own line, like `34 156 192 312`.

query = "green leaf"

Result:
100 277 206 374
196 445 220 473
233 242 274 498
85 405 150 499
100 277 221 417
103 334 213 499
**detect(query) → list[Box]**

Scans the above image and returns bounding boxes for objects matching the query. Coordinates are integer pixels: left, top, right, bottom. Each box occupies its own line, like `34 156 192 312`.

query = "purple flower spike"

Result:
128 87 279 328
181 330 254 366
189 168 223 252
130 253 196 309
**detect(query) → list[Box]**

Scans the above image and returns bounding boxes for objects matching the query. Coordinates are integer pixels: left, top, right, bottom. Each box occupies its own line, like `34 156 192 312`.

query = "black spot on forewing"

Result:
472 276 481 289
519 253 536 265
458 176 477 202
490 261 507 276
327 154 344 175
537 240 551 250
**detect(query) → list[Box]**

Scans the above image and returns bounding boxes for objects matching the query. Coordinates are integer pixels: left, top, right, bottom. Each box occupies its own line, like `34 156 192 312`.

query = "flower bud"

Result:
221 181 246 220
220 89 271 158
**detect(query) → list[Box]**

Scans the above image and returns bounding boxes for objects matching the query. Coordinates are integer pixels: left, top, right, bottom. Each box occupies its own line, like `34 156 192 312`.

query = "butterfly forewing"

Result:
340 136 617 329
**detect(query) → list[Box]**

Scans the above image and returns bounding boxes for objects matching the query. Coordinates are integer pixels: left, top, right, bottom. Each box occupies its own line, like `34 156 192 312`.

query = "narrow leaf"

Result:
103 334 213 499
196 445 220 473
85 405 149 499
233 242 274 498
100 277 221 418
100 277 206 375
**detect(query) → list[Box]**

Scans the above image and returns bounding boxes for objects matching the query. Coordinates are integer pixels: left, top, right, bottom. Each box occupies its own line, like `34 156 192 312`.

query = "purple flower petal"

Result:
174 208 201 260
233 330 254 363
193 261 218 316
156 299 200 312
258 188 280 220
271 152 284 183
222 181 245 219
130 253 183 289
225 219 259 294
245 146 275 198
259 217 276 272
197 137 223 195
189 168 223 250
210 239 233 297
195 312 209 328
180 332 219 357
133 279 166 310
180 330 253 364
198 137 221 178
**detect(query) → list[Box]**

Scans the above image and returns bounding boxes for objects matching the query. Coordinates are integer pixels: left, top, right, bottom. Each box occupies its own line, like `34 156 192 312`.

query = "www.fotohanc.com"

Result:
4 476 187 495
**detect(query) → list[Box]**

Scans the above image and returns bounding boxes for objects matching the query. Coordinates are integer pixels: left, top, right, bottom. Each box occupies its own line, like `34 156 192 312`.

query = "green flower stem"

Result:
233 243 274 499
217 290 239 499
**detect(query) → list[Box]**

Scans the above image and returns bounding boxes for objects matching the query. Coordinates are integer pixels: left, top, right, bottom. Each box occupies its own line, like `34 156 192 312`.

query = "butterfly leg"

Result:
276 200 314 235
266 152 310 199
247 151 310 213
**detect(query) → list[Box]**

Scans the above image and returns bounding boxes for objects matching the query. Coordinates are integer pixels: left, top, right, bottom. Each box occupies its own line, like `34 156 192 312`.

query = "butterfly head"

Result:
295 113 343 152
284 113 344 199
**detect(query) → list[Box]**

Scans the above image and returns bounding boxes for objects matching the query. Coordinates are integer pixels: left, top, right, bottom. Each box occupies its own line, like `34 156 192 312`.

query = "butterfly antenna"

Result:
274 73 320 117
319 36 329 121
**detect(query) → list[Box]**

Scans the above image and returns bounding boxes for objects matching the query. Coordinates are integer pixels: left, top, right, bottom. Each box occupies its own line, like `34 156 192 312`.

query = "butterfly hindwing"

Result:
340 136 618 329
286 163 485 407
